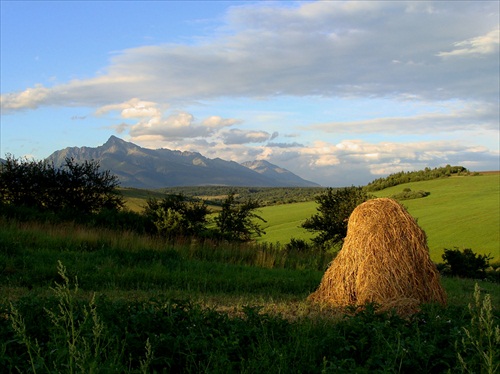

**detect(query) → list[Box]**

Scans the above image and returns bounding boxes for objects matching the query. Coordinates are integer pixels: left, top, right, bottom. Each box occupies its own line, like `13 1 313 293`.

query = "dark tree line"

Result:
1 156 266 242
365 165 469 192
0 155 123 215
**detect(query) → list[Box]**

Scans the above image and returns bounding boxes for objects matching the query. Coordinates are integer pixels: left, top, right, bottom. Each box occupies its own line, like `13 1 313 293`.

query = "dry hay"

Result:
308 198 446 315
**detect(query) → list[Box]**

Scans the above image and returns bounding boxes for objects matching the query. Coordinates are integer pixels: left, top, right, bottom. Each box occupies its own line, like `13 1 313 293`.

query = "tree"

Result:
302 186 370 250
144 194 208 238
58 158 124 214
0 155 123 215
441 247 492 279
214 192 266 241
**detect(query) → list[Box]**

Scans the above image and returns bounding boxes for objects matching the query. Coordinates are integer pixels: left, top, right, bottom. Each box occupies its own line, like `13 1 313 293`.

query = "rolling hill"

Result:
256 173 499 262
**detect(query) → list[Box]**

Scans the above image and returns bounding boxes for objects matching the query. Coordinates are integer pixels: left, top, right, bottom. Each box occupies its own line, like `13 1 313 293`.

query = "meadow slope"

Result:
257 173 499 262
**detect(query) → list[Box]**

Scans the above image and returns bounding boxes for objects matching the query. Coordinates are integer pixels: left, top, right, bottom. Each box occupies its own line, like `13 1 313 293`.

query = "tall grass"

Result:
1 215 499 373
3 263 499 373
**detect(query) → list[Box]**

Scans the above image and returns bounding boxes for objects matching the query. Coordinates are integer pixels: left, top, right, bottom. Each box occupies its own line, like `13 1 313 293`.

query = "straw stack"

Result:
308 198 446 315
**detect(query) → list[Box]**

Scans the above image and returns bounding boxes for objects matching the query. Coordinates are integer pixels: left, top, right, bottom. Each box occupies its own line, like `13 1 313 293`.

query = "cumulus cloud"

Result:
308 102 499 134
96 98 163 118
201 115 242 128
129 111 241 140
268 139 499 185
1 1 498 112
220 129 273 144
438 28 500 58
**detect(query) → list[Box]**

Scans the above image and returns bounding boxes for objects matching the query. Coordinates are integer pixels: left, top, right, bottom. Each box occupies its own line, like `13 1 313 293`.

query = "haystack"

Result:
308 198 446 315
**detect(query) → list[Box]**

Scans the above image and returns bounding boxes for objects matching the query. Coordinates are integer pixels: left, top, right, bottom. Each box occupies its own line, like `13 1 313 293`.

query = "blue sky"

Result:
1 1 499 186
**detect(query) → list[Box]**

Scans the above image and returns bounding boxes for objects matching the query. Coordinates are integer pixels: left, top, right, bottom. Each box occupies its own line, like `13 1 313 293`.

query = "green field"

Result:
2 174 499 372
1 216 499 373
257 173 499 262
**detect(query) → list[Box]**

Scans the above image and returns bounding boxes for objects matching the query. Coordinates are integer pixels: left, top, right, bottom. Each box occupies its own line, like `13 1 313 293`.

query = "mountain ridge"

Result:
46 136 320 188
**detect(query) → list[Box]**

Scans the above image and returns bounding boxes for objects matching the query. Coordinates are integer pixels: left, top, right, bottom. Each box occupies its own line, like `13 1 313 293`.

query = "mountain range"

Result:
45 136 320 188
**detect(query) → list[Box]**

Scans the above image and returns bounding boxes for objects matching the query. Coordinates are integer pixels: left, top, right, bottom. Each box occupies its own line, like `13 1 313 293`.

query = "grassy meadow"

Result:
1 217 499 373
2 173 498 372
256 173 499 263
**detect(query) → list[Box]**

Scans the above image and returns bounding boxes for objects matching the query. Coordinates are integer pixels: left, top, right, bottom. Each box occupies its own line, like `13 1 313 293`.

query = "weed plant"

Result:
456 283 500 373
5 261 152 373
1 217 499 373
2 267 498 373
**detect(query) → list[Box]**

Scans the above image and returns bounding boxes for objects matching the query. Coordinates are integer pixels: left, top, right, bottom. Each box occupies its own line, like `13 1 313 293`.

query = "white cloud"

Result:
438 28 500 58
220 128 272 144
1 1 498 186
1 1 498 112
0 85 50 111
308 101 498 134
201 115 242 128
96 98 163 118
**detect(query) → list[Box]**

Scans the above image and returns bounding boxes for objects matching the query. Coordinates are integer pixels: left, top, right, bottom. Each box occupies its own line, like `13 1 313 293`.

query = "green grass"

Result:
255 173 499 263
1 217 499 373
119 187 167 212
372 174 500 262
257 201 316 244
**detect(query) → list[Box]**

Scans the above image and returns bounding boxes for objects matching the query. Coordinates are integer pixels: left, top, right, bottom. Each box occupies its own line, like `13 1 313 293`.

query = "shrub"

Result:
302 186 371 250
214 192 266 242
143 194 209 238
391 188 430 201
284 238 312 253
441 247 492 279
0 155 124 215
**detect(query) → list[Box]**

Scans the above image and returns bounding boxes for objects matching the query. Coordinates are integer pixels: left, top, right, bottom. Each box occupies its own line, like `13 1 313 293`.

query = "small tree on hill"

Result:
144 194 209 238
214 192 266 241
302 186 370 251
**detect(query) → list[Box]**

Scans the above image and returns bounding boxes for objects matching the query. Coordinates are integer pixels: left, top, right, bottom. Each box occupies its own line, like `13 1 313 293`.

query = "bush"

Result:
284 238 312 253
391 188 430 201
441 247 492 279
301 186 371 250
143 194 209 238
0 155 124 215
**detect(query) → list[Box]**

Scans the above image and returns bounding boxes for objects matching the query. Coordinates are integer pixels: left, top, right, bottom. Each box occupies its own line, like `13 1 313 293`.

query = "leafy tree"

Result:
0 155 123 215
302 186 370 250
58 158 124 214
144 194 208 238
214 192 266 241
441 247 492 279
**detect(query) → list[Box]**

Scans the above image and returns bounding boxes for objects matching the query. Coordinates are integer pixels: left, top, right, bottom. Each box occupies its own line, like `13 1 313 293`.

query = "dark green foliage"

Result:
0 155 124 215
214 192 267 241
391 188 430 201
284 238 312 253
144 194 209 238
441 247 492 279
302 186 370 250
158 185 326 206
2 292 488 373
88 208 149 234
1 221 499 373
365 165 469 192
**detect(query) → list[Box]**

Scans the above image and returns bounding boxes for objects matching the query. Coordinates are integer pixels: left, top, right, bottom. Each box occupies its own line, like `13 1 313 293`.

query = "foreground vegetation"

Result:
1 218 499 373
1 160 498 372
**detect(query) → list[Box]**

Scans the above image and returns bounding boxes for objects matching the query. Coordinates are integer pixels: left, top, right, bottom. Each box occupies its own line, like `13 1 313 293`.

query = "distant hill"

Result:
46 136 320 188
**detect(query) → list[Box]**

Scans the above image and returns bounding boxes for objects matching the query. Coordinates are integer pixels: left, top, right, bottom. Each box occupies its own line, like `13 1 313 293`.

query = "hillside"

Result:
372 173 499 262
256 173 499 262
46 136 320 188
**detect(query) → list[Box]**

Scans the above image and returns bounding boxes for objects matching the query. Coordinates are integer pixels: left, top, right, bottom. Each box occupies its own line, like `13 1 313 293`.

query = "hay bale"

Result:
308 198 446 315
